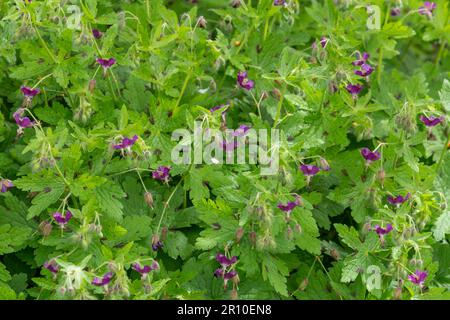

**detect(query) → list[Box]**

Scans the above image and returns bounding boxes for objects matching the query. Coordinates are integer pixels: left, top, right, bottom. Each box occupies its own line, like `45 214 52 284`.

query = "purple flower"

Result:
53 210 72 226
216 253 238 268
96 58 116 69
214 268 224 278
420 115 444 127
43 260 59 274
277 196 301 213
320 36 329 48
373 224 393 237
232 125 251 137
346 84 363 97
387 193 411 206
408 270 428 286
419 2 436 17
391 7 401 16
300 164 320 176
20 86 40 98
360 147 381 162
352 52 374 77
273 0 286 6
92 272 113 286
0 179 14 193
133 261 159 275
92 29 103 39
237 71 255 90
152 240 164 251
224 270 237 280
113 135 138 150
210 104 226 113
13 109 34 129
152 166 171 182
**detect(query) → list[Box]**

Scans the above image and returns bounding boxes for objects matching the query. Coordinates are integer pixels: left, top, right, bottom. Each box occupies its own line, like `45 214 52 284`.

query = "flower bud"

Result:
231 0 241 8
272 88 282 100
330 249 340 260
161 226 168 241
295 223 302 234
299 278 308 291
286 226 293 240
377 169 386 186
144 192 154 208
319 157 330 171
39 221 53 237
197 16 207 28
89 79 96 93
393 286 402 300
249 231 257 246
235 227 244 244
230 288 239 300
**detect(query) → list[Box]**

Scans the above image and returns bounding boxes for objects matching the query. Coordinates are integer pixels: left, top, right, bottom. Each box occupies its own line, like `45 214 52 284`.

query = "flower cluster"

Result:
214 253 239 290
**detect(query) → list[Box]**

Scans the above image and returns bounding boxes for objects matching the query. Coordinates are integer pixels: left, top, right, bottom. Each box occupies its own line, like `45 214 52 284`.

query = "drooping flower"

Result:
419 115 444 127
277 196 302 214
152 166 171 182
346 84 363 97
387 193 411 206
360 147 381 163
214 268 224 278
391 7 401 16
53 210 72 226
237 71 255 90
408 270 428 286
96 58 116 69
300 164 320 176
373 224 393 237
92 29 103 39
352 52 374 77
232 125 250 137
113 135 138 150
151 240 164 251
92 272 113 286
216 253 238 268
418 2 436 18
273 0 286 6
133 261 159 276
319 36 329 48
20 86 40 98
43 260 59 274
13 109 34 129
0 179 14 193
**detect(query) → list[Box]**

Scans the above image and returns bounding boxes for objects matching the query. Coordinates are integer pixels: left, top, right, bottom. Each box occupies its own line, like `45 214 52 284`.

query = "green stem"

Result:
435 134 450 174
174 72 191 109
435 39 446 67
273 91 284 129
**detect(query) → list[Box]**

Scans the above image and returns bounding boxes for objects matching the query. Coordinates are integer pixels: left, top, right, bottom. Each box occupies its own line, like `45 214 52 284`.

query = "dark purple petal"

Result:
216 253 238 267
43 261 59 274
360 148 381 162
277 196 301 213
133 263 152 274
92 29 103 39
391 7 401 16
152 240 164 251
224 270 237 280
232 125 251 137
374 224 393 236
113 135 138 150
237 71 255 90
53 210 72 225
408 270 428 285
20 86 40 97
273 0 286 6
92 272 113 286
152 166 171 181
387 193 410 205
0 179 14 193
210 104 226 113
346 84 363 96
214 268 224 278
420 115 444 127
300 164 320 176
96 58 116 68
